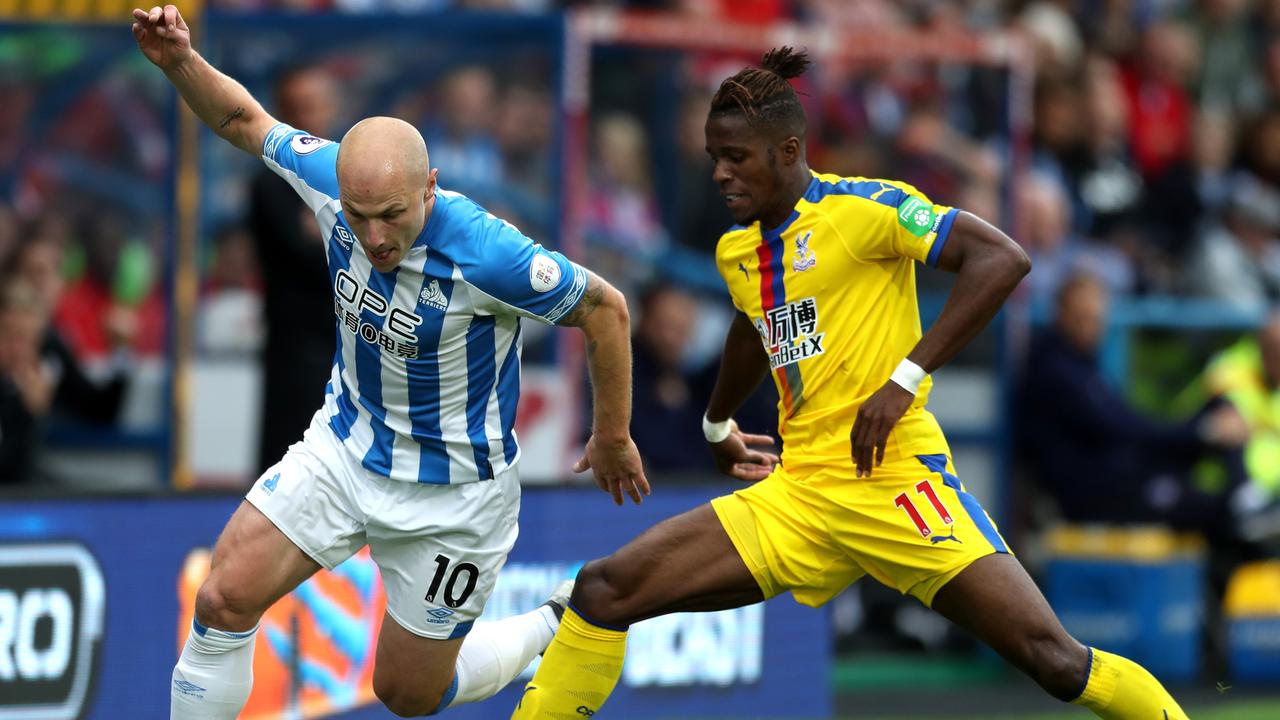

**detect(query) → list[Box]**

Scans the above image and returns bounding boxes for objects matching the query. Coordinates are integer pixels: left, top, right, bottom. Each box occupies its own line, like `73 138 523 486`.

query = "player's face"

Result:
341 169 436 273
705 113 787 225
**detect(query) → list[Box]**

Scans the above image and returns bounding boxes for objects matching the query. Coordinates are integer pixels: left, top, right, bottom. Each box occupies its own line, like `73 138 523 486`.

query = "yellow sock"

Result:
1071 648 1188 719
510 607 627 720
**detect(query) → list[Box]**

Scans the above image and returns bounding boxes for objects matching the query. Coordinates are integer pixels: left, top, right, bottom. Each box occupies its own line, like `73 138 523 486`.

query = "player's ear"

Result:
425 168 438 201
780 136 801 166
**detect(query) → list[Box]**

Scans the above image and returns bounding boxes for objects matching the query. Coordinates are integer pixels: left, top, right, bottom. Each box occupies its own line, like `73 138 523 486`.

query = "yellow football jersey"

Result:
716 171 957 469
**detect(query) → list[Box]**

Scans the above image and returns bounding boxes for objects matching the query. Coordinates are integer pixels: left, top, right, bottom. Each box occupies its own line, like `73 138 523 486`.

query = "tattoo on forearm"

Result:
585 339 598 360
561 281 605 327
218 107 245 129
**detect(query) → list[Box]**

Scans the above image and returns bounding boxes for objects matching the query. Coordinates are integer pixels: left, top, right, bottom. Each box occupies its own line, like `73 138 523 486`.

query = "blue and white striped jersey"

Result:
261 123 587 484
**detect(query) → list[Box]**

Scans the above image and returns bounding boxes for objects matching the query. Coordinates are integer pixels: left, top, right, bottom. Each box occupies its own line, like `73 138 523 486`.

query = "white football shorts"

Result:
246 410 521 640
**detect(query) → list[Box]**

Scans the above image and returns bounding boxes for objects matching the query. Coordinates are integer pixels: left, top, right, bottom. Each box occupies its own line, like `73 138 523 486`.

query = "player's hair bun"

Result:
760 47 811 80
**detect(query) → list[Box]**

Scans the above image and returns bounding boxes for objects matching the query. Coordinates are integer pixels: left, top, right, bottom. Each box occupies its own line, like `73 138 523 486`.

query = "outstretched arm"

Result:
852 211 1031 476
704 312 779 481
132 5 278 156
558 272 650 505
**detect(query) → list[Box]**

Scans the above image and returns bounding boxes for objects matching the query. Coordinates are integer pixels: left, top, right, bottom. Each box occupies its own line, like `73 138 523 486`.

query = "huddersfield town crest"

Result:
419 279 448 310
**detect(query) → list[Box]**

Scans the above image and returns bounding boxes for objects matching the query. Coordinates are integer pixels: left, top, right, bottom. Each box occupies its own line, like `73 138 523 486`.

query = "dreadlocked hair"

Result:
709 47 810 136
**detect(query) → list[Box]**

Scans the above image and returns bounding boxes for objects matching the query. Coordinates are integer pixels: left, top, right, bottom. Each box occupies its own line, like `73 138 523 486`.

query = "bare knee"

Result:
373 676 446 717
194 577 267 632
1018 630 1089 701
572 557 637 627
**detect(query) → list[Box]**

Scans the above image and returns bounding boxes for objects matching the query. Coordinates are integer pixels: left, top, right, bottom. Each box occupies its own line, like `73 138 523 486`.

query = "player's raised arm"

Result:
557 271 651 506
703 312 779 481
131 4 278 156
851 210 1031 476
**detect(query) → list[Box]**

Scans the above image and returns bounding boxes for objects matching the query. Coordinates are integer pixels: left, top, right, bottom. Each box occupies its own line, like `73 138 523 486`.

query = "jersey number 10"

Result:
425 554 479 608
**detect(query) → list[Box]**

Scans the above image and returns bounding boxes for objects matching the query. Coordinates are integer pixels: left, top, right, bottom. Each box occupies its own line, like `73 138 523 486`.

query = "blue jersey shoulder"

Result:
262 123 340 200
427 189 587 323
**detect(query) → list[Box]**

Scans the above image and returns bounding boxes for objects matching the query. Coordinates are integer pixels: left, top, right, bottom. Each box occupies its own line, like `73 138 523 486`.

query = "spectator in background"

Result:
248 63 338 475
675 91 733 253
494 82 555 236
1031 75 1087 215
1020 273 1251 538
1017 172 1133 306
1122 20 1197 183
584 113 668 296
422 65 505 202
629 283 778 474
0 249 131 485
5 238 130 428
630 284 710 472
52 213 162 358
1188 0 1255 113
1195 313 1280 518
1186 172 1280 309
1078 54 1143 239
1194 109 1239 216
199 224 264 355
1018 1 1085 77
0 280 51 484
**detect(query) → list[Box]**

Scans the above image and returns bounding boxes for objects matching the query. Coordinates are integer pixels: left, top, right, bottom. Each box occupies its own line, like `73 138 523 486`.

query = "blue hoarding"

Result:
0 486 830 719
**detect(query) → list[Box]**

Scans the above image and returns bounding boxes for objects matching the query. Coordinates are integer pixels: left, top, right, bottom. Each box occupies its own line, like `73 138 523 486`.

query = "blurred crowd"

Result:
11 0 1280 503
0 205 164 483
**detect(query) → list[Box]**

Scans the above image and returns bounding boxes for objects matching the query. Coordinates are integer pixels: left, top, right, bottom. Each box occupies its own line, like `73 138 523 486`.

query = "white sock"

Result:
445 605 559 708
170 620 258 720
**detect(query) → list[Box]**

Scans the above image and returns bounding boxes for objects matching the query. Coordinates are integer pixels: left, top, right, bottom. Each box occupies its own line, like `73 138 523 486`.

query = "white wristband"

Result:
703 415 734 443
889 358 928 396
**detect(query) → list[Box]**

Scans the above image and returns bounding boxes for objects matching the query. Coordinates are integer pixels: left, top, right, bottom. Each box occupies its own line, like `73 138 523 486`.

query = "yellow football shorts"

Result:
711 453 1011 608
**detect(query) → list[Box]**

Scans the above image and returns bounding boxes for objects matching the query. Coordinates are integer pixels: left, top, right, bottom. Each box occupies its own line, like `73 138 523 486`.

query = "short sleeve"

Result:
461 210 588 325
838 182 959 266
261 123 341 211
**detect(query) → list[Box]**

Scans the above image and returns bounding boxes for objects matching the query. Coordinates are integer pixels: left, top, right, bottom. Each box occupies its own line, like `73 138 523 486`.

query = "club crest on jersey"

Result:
419 279 448 311
291 134 330 155
760 297 825 370
792 231 816 272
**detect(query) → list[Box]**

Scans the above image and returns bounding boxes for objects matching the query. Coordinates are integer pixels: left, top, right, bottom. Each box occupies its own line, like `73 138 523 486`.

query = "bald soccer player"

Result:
133 6 649 719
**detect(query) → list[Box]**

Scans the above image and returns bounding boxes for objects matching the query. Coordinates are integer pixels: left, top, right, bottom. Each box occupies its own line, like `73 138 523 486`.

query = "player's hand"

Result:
709 422 779 482
850 381 914 477
573 434 650 506
131 5 192 70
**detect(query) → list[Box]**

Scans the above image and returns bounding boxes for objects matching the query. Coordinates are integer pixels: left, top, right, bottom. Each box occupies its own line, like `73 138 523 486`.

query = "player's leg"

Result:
511 504 767 719
174 415 367 720
369 469 564 715
371 583 570 716
931 553 1188 719
172 501 322 719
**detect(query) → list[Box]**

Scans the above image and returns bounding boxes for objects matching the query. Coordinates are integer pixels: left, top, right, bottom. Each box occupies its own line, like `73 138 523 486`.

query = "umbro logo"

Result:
173 679 207 697
333 225 355 249
419 280 448 311
426 606 455 624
